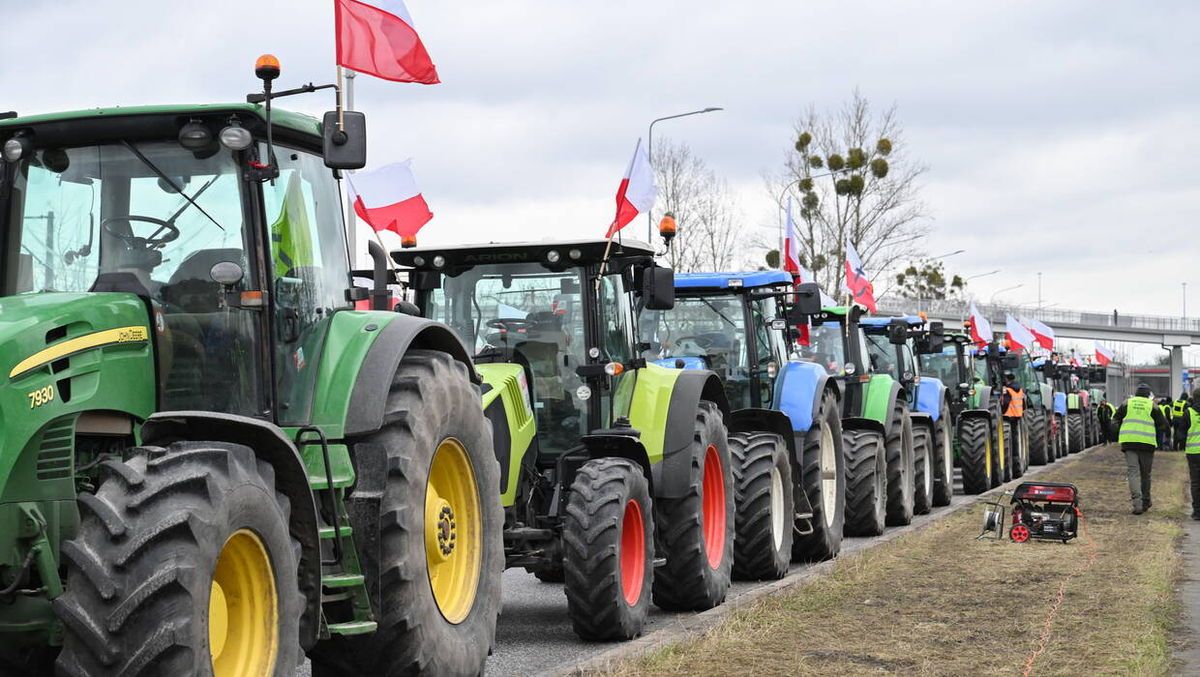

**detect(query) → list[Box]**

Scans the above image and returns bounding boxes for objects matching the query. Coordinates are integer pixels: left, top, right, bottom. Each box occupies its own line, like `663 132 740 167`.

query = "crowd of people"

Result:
1109 384 1200 518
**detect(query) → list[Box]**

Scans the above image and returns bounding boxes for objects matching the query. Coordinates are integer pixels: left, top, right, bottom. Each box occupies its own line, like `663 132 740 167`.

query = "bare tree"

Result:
651 139 745 272
772 90 929 292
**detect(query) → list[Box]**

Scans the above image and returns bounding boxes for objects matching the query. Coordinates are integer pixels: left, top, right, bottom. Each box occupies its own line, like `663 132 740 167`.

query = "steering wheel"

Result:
101 215 181 248
487 318 536 332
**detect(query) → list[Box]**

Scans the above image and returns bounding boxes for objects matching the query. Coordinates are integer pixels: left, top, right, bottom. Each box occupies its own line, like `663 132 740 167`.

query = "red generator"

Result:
1010 482 1079 543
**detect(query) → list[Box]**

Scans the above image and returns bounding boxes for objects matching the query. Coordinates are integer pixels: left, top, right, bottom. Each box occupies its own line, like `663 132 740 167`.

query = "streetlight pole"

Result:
990 283 1024 305
967 269 1000 281
647 107 724 240
1184 282 1188 319
1037 272 1042 310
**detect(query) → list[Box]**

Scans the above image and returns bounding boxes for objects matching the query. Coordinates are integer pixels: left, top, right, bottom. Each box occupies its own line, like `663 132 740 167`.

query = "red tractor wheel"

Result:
1010 524 1031 543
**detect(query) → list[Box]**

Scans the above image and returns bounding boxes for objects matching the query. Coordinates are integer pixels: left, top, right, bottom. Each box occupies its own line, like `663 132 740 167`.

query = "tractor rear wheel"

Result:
1001 420 1014 482
55 442 303 677
842 428 886 536
792 393 846 561
652 400 734 611
884 406 915 527
310 350 502 676
1067 413 1084 453
1028 410 1049 465
563 458 653 640
912 424 933 515
931 407 954 507
730 432 792 580
958 417 991 495
1011 420 1028 478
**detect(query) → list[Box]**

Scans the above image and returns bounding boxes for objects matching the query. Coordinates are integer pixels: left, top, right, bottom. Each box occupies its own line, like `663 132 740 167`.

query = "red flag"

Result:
783 198 802 274
606 138 657 238
347 160 433 239
842 239 877 314
1005 314 1036 352
335 0 440 84
968 304 993 348
1020 316 1055 350
1094 342 1114 367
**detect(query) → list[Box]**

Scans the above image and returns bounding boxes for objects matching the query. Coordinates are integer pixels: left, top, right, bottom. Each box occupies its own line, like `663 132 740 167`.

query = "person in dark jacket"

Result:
1174 393 1190 451
1112 383 1168 514
1157 398 1174 450
1098 396 1117 443
1183 387 1200 520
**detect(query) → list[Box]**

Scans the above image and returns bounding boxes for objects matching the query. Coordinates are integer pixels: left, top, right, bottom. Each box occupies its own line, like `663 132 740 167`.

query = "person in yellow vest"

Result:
1098 396 1117 443
1112 384 1168 514
1174 393 1189 451
1185 387 1200 520
1001 372 1026 472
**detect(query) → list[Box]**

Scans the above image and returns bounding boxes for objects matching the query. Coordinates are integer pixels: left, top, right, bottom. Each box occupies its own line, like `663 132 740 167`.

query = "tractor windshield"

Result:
920 344 967 386
799 321 848 376
647 294 755 406
864 333 900 380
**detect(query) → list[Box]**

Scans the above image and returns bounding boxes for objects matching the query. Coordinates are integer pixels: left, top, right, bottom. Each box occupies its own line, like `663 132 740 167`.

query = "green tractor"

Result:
394 239 735 640
0 67 504 676
918 331 1008 494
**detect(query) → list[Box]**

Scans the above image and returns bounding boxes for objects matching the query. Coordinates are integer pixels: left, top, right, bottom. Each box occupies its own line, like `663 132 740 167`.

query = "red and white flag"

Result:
1095 342 1114 367
783 198 802 274
1019 316 1055 350
606 138 656 238
346 160 433 239
843 239 877 314
1005 314 1036 352
335 0 440 84
968 304 993 347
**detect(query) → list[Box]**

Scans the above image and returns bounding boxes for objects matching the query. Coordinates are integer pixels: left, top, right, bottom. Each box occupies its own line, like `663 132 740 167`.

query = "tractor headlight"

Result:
568 248 582 260
413 256 426 267
432 255 446 269
3 137 29 162
546 249 561 264
219 125 253 150
844 362 857 375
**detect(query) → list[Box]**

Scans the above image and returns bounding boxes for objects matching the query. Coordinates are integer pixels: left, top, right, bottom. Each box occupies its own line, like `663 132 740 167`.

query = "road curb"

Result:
547 444 1106 676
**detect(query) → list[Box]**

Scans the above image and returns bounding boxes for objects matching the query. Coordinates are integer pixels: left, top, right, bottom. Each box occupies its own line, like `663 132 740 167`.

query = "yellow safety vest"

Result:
1119 396 1157 446
1188 408 1200 454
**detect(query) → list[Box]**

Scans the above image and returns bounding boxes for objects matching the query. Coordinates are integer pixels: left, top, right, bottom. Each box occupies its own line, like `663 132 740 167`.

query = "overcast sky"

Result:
4 1 1198 360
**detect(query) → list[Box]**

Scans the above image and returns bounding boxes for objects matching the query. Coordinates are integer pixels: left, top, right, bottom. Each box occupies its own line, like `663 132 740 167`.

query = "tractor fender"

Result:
344 313 478 437
842 416 887 438
975 385 993 412
140 411 322 650
959 408 995 432
772 360 829 434
862 377 902 432
1054 391 1068 416
656 370 731 499
909 410 935 432
915 377 946 421
729 407 799 462
578 433 654 493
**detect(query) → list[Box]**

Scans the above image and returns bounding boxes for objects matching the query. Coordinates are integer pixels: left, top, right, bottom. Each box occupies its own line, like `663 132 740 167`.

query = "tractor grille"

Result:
504 373 534 429
36 418 75 481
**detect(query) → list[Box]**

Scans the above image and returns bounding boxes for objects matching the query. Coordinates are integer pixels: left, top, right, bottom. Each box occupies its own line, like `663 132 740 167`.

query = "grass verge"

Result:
598 447 1186 677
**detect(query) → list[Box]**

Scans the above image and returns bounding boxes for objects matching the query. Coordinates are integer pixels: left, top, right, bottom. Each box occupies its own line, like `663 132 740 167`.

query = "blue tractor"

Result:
639 272 846 579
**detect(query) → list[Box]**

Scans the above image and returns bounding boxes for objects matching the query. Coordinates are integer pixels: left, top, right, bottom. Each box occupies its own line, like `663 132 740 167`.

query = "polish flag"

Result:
606 138 656 238
1095 342 1114 367
968 304 993 347
346 160 433 239
335 0 440 84
783 198 802 274
843 239 877 314
1005 314 1036 352
1019 316 1054 350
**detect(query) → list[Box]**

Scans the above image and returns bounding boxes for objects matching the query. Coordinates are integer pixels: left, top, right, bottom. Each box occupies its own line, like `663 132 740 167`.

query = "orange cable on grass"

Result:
1020 506 1099 677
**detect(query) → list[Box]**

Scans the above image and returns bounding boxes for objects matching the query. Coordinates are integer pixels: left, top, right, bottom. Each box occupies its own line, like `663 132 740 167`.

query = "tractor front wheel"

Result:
912 424 934 515
1067 413 1084 453
55 442 303 677
931 408 954 506
793 393 846 560
731 432 793 580
842 428 887 536
653 400 734 611
309 350 503 676
563 458 653 640
884 406 916 527
1028 410 1049 465
958 417 991 495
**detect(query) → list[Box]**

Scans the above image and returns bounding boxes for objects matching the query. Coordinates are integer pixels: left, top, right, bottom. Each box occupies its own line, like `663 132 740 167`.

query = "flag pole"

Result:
596 235 616 293
336 66 346 131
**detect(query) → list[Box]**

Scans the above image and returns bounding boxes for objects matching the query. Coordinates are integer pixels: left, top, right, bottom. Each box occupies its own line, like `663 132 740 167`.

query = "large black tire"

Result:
563 458 654 640
730 432 793 581
931 407 954 507
842 428 887 536
310 350 502 676
1067 412 1084 454
1028 410 1049 465
652 400 734 611
1011 419 1027 479
958 416 991 495
912 424 934 515
1000 420 1014 482
1056 414 1068 459
884 405 915 527
55 442 303 676
792 393 846 561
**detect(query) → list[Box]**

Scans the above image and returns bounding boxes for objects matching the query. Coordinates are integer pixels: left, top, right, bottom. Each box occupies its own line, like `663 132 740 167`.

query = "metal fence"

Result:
877 298 1200 333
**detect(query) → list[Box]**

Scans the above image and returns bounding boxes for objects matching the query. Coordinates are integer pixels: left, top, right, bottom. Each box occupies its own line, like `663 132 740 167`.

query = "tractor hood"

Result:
0 293 156 501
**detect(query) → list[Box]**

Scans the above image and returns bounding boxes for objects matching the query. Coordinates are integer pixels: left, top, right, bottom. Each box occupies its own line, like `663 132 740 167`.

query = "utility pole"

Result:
1184 281 1188 319
1037 272 1042 310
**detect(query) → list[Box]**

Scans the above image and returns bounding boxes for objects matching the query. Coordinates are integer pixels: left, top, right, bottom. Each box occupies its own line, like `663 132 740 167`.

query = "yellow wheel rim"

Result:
425 438 482 624
209 529 278 676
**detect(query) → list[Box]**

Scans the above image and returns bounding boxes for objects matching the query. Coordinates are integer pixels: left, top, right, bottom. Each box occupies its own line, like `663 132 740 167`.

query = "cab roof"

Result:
0 103 322 139
674 270 792 291
392 238 656 272
859 315 925 328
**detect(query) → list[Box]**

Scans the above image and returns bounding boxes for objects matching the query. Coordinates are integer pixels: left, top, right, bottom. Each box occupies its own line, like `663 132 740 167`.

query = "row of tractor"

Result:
0 65 1110 676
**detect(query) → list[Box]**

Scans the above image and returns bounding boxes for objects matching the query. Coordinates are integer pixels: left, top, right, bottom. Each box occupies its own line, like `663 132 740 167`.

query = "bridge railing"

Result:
876 297 1200 333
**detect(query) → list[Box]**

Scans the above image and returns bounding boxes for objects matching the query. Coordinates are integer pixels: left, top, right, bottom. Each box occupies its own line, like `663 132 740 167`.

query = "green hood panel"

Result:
861 374 897 424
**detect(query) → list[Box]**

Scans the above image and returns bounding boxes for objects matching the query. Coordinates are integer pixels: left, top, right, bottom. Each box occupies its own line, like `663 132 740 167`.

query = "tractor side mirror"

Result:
927 322 944 351
888 319 908 345
642 265 675 310
322 111 367 169
791 282 823 317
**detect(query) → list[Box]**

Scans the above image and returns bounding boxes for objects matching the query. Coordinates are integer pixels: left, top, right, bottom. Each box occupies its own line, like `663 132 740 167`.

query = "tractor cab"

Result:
859 315 926 403
640 271 791 411
919 331 974 418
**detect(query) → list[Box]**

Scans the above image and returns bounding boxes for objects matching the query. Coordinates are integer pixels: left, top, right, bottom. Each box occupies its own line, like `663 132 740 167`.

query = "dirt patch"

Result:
597 448 1186 677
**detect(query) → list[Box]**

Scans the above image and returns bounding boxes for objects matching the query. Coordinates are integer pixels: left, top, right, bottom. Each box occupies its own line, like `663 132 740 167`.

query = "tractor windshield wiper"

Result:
699 297 739 330
121 141 224 232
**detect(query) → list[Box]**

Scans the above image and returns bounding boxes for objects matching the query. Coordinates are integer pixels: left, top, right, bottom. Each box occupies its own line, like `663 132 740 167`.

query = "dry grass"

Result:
599 448 1187 677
